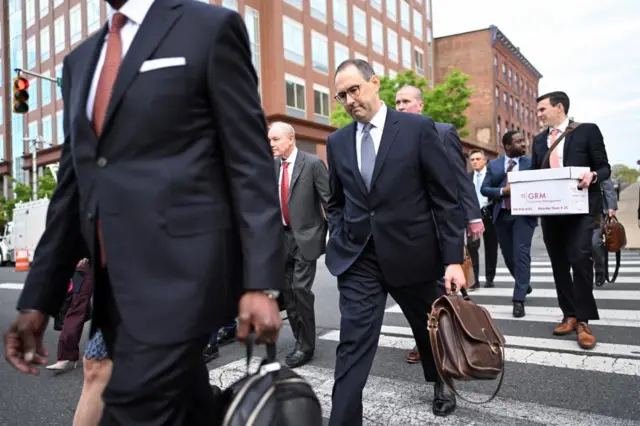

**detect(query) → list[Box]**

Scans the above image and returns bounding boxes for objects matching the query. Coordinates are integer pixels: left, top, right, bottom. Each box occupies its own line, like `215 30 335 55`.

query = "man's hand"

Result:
3 311 49 375
578 171 595 189
236 292 282 344
502 185 511 197
608 209 615 218
467 221 484 241
443 264 467 295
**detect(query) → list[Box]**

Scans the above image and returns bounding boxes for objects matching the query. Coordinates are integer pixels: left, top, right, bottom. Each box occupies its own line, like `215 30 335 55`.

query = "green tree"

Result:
611 164 640 184
330 69 474 137
0 168 57 223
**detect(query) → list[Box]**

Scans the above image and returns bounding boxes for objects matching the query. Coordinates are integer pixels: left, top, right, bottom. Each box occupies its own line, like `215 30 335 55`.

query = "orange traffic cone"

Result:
15 249 29 272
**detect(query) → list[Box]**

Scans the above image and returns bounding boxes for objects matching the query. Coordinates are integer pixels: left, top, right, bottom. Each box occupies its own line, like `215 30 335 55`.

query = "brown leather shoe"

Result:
407 346 421 363
553 317 577 335
577 322 596 349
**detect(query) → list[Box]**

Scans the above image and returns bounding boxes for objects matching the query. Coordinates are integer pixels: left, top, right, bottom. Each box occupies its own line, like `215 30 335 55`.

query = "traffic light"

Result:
13 76 30 114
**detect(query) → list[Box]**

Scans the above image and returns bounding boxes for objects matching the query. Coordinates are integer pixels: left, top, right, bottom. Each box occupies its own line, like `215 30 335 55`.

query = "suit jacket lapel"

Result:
562 130 574 164
370 109 399 189
347 122 369 197
100 0 183 138
74 26 107 147
289 151 305 197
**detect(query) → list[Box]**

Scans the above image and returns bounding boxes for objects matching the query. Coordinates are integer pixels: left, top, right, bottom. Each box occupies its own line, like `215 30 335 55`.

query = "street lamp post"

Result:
23 137 45 200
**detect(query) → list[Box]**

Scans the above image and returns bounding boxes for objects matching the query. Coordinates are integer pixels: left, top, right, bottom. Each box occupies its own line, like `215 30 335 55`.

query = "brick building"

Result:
0 0 435 197
435 25 543 158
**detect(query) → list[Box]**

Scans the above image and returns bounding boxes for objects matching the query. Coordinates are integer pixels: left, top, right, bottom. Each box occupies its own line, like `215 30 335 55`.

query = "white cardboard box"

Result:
508 167 591 215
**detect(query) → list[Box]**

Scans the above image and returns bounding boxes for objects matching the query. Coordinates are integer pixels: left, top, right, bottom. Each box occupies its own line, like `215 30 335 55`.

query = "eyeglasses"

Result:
334 85 361 104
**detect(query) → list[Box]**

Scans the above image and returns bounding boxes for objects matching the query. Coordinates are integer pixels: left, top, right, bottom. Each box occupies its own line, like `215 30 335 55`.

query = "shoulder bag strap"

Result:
540 122 582 168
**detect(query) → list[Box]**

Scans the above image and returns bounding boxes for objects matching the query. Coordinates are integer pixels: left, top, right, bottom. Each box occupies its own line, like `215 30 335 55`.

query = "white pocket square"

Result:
139 57 186 73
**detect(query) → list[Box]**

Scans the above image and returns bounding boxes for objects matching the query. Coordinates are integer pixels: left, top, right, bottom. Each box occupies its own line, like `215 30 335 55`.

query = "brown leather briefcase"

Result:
604 215 627 253
428 287 505 404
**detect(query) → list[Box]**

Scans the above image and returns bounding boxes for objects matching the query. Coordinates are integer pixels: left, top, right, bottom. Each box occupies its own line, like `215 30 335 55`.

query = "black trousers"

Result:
283 228 317 354
95 268 216 426
541 215 600 321
466 215 498 284
329 240 441 426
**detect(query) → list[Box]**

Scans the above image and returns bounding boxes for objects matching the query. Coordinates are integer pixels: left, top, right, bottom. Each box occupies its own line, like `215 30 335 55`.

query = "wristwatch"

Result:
591 171 598 184
262 290 280 299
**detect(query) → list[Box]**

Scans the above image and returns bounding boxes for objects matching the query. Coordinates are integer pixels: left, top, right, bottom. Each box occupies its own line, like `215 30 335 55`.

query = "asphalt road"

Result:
1 228 640 425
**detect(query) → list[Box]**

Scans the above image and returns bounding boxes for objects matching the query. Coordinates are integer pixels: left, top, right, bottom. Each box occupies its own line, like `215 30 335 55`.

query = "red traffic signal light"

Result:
12 77 30 114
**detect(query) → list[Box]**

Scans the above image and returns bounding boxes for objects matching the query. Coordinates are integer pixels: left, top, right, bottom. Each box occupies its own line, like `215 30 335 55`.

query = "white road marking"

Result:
208 358 640 425
461 287 640 300
0 283 24 290
479 274 639 284
500 266 640 274
529 260 640 266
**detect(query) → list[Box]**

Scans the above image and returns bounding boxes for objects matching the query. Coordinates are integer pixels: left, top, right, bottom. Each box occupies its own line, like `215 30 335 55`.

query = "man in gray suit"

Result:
593 178 618 286
269 121 331 368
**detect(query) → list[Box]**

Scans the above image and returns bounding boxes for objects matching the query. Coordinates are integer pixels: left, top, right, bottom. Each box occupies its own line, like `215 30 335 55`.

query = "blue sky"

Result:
433 0 640 169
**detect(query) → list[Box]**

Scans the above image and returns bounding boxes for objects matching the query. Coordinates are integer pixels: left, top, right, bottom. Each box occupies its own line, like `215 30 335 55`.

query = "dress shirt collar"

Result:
282 147 298 165
357 102 387 134
550 117 570 135
107 0 155 26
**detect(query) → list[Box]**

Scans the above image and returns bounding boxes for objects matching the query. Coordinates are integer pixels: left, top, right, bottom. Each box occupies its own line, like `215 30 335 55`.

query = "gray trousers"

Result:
592 225 606 275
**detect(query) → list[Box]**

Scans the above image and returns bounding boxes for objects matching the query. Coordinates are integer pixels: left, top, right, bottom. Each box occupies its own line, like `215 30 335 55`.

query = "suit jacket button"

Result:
97 157 107 168
87 213 94 221
369 211 375 217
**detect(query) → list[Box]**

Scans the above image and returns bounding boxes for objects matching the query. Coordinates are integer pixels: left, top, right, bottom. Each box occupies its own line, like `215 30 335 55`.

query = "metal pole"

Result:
14 68 59 84
32 141 38 200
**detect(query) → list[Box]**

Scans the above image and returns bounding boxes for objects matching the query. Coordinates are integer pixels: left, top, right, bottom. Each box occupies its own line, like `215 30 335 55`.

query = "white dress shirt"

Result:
86 0 156 119
473 167 489 208
355 102 387 170
278 147 298 225
546 117 570 167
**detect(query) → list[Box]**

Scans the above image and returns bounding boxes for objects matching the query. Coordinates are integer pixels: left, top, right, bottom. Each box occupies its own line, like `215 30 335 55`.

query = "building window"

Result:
310 0 327 22
388 69 397 79
387 28 398 62
425 0 431 20
334 42 349 69
386 0 397 21
0 58 3 87
413 10 423 40
508 67 512 86
40 27 51 62
509 96 513 114
55 64 63 99
29 121 39 140
372 61 384 76
222 0 238 10
515 100 519 118
27 36 37 69
285 74 306 119
311 31 329 74
333 0 348 34
414 47 424 76
30 80 39 109
0 98 3 125
56 111 64 144
284 0 303 9
53 0 63 7
245 7 261 94
55 16 66 54
42 72 52 106
0 136 4 162
42 115 53 146
427 44 433 86
495 87 499 105
371 0 382 12
401 38 411 69
313 84 330 125
371 18 383 54
283 17 304 65
496 117 501 144
494 55 498 75
87 0 101 34
70 5 83 45
40 0 49 18
353 6 367 46
400 0 410 30
26 0 36 28
502 63 506 80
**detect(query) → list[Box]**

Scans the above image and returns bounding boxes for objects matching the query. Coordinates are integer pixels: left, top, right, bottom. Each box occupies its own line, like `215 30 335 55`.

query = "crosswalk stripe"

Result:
319 330 640 376
377 325 640 358
529 260 640 266
385 304 640 327
208 358 640 425
501 266 640 273
479 275 639 284
461 287 640 300
0 283 24 290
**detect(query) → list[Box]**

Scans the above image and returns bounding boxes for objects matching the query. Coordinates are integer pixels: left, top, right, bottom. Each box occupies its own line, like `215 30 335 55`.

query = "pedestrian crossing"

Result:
208 251 640 425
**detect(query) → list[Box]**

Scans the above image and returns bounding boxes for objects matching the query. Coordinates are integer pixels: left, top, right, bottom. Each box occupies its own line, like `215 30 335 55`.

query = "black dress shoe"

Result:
484 281 495 288
527 286 532 295
595 273 605 287
203 344 220 363
217 327 236 347
286 342 300 360
432 381 456 417
513 302 525 318
285 350 312 368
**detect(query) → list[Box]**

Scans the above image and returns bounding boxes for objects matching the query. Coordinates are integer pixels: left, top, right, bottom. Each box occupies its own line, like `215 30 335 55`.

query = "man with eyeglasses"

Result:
325 59 467 424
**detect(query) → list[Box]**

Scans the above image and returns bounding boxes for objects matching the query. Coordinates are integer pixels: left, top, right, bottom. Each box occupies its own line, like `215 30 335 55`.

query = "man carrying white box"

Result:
529 91 611 350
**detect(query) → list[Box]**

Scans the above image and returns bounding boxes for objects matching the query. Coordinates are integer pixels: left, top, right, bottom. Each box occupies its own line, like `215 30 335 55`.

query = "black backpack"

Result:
213 335 323 426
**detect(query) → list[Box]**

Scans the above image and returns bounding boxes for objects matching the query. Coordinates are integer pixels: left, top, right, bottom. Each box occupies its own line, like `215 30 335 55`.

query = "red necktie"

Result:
281 162 290 225
504 159 516 210
93 13 127 266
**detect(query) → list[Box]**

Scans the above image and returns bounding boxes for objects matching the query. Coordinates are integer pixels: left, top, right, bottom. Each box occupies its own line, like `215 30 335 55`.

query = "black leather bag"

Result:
214 335 323 426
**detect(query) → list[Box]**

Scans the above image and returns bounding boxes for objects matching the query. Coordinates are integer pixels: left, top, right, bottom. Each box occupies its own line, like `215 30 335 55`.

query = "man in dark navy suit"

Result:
326 59 467 424
531 91 610 350
4 1 284 424
395 85 482 365
481 131 537 318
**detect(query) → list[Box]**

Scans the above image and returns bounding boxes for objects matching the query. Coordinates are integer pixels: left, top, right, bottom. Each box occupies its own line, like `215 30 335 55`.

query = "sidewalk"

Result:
617 182 640 249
